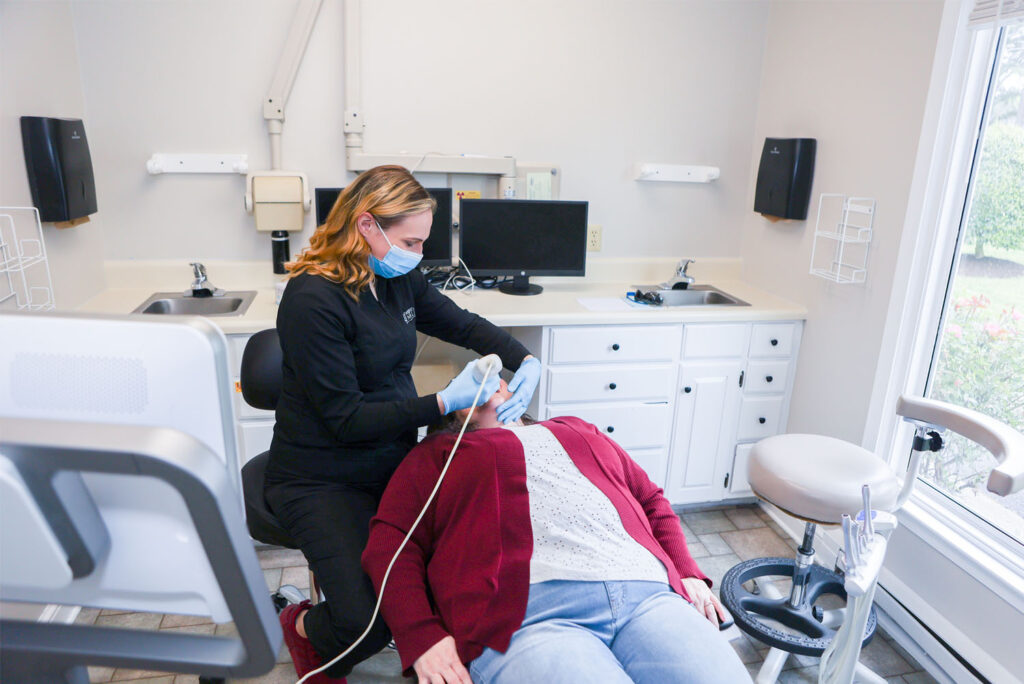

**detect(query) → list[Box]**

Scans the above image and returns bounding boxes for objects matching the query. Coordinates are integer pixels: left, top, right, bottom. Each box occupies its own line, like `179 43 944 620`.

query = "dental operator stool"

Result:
720 394 1024 684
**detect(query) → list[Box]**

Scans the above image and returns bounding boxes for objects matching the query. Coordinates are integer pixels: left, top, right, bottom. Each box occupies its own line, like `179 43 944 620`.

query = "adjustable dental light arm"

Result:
896 394 1024 497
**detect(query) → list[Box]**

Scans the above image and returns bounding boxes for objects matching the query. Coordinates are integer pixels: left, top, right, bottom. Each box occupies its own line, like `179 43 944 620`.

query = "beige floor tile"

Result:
159 613 213 629
281 565 310 590
263 567 283 592
257 547 306 570
725 506 766 530
683 509 738 534
159 623 217 635
95 612 163 630
99 608 134 616
901 671 940 683
77 607 102 625
172 676 200 684
858 637 914 677
88 665 116 682
697 532 734 556
720 527 795 561
687 542 709 558
778 665 820 682
728 633 763 664
111 669 176 682
229 662 300 684
694 553 742 588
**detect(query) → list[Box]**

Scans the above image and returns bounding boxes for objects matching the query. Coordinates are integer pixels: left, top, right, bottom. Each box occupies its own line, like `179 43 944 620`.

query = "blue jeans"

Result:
469 580 750 684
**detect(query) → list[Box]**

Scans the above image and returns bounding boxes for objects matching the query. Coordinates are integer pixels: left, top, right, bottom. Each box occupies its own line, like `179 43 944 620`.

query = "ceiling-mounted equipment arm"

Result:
263 0 324 124
896 394 1024 496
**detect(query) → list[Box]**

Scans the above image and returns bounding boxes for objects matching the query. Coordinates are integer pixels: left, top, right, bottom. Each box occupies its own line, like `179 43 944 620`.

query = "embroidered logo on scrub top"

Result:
402 307 415 324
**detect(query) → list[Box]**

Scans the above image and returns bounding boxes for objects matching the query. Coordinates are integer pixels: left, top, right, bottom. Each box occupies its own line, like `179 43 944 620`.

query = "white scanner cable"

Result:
295 354 503 683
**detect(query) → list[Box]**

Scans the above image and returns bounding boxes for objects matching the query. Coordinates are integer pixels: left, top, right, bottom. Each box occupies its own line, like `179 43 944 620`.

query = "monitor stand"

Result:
499 274 542 296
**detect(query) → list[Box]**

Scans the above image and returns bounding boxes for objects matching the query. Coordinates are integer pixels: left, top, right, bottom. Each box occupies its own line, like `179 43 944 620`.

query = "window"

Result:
921 21 1024 546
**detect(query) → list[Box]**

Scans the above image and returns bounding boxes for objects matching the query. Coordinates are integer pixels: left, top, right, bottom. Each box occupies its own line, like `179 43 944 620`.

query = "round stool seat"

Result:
749 434 899 524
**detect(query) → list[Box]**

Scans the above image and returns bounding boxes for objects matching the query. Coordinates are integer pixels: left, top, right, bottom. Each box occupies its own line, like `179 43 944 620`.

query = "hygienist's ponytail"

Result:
287 165 436 300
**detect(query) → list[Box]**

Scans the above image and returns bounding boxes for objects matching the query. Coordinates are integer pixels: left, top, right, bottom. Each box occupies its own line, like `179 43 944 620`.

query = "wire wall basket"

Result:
1 207 56 311
809 194 875 284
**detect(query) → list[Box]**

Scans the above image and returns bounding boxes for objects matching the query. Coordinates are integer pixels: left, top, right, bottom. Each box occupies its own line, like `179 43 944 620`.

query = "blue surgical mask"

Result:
368 219 423 278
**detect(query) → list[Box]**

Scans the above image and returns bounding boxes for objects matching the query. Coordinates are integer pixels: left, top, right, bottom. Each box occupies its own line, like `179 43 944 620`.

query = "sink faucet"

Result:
185 262 224 298
662 258 696 290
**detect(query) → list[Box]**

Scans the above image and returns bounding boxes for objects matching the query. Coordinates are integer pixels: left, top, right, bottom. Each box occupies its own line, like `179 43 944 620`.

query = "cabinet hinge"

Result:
738 370 744 388
724 473 730 488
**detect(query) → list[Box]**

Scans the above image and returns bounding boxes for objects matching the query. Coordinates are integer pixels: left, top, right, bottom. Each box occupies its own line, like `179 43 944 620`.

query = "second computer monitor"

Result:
459 199 588 295
314 186 453 267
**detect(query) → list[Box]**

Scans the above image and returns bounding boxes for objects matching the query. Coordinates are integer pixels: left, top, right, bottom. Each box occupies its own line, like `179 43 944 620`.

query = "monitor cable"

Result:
295 355 502 684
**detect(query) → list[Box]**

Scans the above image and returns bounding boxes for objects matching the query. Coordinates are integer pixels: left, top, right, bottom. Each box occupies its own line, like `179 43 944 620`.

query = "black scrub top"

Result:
267 269 530 485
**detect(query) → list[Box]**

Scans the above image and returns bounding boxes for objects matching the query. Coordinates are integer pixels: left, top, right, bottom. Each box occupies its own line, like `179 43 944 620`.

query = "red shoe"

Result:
279 600 347 683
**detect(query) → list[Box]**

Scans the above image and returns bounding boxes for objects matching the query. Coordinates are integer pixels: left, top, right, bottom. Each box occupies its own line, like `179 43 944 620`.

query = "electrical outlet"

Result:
587 224 602 252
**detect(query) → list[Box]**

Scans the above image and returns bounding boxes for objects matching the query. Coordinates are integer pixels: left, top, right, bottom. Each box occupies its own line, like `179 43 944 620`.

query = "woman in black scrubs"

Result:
266 165 540 682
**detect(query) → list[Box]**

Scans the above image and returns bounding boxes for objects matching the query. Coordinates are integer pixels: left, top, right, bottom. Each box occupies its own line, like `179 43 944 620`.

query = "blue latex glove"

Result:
496 357 541 424
438 360 501 414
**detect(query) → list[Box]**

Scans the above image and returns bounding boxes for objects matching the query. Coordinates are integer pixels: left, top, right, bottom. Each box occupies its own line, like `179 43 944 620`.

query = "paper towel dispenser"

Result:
753 138 816 220
20 117 98 224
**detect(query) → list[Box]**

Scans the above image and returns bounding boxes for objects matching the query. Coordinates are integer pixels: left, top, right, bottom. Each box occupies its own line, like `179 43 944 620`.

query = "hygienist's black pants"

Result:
264 476 391 678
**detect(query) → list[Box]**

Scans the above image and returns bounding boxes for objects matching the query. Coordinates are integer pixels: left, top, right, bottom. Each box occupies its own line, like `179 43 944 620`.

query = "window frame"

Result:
864 1 1024 604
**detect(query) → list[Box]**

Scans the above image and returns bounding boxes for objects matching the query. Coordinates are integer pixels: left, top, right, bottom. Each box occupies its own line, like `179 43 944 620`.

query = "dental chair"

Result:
719 395 1024 683
238 328 319 605
0 312 280 684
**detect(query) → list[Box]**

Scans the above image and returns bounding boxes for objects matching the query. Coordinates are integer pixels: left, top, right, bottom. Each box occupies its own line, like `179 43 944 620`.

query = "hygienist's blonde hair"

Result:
286 165 436 299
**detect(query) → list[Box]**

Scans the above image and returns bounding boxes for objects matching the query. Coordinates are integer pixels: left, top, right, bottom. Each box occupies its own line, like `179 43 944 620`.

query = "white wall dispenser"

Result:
633 164 720 183
809 194 875 284
0 207 55 311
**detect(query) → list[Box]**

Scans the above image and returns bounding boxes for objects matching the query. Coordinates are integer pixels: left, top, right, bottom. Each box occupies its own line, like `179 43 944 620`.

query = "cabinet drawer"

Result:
749 323 796 357
546 364 676 404
744 360 791 394
548 325 682 364
730 443 755 494
682 324 750 358
627 447 669 489
736 396 784 441
238 420 274 465
544 403 672 450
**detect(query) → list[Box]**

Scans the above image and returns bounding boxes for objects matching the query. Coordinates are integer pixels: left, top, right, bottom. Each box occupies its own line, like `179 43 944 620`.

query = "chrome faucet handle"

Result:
676 258 695 276
185 262 223 297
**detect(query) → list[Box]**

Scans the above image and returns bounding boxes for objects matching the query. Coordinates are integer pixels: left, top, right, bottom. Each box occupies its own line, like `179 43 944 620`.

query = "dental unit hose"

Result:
296 355 503 684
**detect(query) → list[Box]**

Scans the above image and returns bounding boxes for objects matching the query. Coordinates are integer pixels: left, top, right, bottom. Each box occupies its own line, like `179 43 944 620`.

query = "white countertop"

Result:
77 258 807 334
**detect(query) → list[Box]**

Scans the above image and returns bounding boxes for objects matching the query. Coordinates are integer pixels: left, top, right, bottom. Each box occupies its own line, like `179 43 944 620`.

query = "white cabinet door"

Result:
728 443 755 496
664 360 744 504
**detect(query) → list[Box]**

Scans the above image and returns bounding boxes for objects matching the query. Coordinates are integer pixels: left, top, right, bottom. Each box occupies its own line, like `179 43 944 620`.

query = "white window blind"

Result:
969 0 1024 26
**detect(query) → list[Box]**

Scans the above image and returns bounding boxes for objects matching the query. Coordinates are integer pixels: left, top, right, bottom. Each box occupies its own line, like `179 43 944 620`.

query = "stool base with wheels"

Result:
721 395 1024 683
720 433 902 684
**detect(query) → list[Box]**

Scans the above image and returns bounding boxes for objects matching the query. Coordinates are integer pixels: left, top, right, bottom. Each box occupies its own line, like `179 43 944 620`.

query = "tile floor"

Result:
79 504 937 683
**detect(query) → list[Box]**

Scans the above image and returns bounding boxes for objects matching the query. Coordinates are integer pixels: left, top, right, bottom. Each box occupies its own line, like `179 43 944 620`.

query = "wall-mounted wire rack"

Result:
1 207 55 311
809 194 875 284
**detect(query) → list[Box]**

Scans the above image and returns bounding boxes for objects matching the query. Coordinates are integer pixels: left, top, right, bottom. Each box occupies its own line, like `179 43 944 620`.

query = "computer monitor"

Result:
458 199 588 295
315 186 453 267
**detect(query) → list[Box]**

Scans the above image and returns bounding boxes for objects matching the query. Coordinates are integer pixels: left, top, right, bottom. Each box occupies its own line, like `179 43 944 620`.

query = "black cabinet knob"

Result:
758 417 767 424
611 343 620 351
606 426 615 433
608 382 617 390
766 375 774 383
683 386 692 394
770 338 779 346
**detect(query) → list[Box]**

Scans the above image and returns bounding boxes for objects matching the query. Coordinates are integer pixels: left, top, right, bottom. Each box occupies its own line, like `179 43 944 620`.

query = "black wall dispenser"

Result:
753 138 816 220
20 116 98 225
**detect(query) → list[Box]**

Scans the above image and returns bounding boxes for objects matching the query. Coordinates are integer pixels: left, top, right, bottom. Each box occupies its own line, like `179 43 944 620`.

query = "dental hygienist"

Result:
266 165 541 682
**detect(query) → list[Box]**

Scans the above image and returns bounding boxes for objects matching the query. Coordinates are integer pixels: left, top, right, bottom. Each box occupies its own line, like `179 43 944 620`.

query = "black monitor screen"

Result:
314 186 452 267
459 199 588 277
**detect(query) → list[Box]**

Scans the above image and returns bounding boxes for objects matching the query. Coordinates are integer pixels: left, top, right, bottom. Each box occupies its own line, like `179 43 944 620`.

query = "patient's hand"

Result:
413 635 472 684
681 576 728 626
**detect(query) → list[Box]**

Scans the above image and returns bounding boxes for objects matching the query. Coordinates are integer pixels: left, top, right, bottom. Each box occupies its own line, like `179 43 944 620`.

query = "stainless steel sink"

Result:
632 284 749 307
133 291 256 316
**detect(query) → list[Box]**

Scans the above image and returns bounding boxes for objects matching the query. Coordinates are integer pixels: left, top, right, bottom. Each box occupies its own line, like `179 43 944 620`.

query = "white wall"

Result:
68 0 769 264
739 1 943 444
0 1 107 310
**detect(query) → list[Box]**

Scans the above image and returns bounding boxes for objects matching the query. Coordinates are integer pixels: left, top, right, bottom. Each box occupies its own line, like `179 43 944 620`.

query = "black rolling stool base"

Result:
720 557 876 656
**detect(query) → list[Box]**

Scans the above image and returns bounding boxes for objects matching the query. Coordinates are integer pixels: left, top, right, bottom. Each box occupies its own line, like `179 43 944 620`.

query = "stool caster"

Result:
720 556 876 656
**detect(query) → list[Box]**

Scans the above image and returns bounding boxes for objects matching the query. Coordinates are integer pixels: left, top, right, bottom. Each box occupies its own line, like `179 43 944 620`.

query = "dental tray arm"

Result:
896 394 1024 497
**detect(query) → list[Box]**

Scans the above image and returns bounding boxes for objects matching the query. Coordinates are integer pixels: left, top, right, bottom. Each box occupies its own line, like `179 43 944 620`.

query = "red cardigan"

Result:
361 416 710 675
